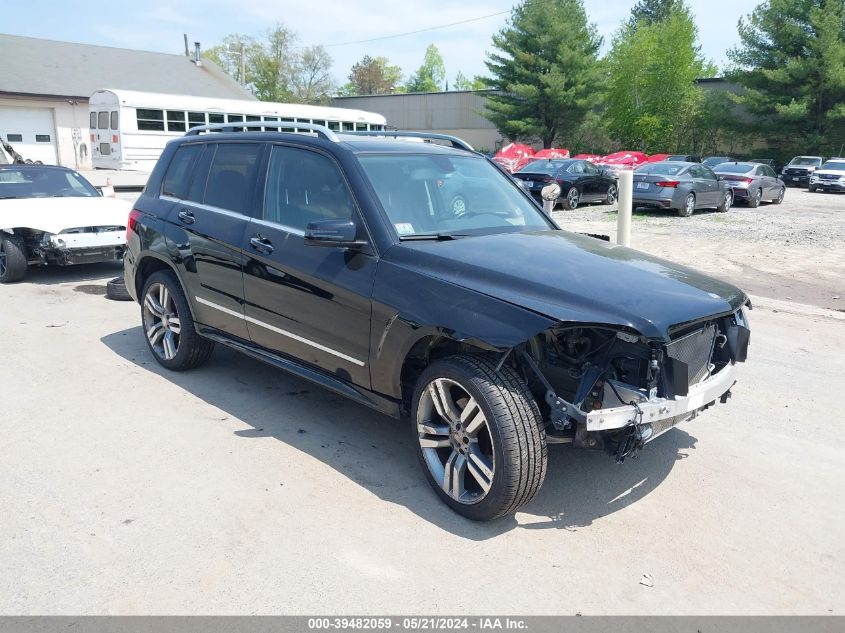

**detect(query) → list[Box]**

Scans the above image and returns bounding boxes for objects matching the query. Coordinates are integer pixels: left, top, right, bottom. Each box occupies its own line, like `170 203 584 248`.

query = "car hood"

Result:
814 169 845 177
0 196 132 233
386 230 747 341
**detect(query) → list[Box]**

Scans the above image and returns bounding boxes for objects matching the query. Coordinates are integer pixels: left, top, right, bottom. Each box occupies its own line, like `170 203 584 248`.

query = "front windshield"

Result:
0 168 99 199
638 163 686 175
517 160 566 175
358 154 553 238
790 157 821 166
820 161 845 171
715 163 754 174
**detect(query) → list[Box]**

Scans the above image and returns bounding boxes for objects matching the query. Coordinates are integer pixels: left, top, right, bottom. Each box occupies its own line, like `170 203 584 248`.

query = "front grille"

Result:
666 324 717 386
785 168 809 175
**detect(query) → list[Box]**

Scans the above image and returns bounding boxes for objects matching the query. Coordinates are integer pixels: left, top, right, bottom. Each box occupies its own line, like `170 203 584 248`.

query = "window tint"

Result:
765 166 777 178
161 144 204 199
568 162 585 174
583 161 599 174
89 112 97 128
701 166 716 180
263 145 356 232
110 111 119 130
342 122 354 131
639 163 685 175
227 114 244 123
327 121 340 131
208 113 225 124
137 109 165 131
36 134 51 142
98 112 109 129
187 145 215 202
188 112 206 130
6 134 22 142
203 143 261 212
167 111 186 132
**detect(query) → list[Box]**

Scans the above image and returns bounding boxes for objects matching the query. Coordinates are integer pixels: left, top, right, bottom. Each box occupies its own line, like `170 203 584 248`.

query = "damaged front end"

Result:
21 226 126 266
518 307 751 462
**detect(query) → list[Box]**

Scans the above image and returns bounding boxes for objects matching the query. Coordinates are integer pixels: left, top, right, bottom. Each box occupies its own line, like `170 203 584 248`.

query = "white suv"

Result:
809 158 845 193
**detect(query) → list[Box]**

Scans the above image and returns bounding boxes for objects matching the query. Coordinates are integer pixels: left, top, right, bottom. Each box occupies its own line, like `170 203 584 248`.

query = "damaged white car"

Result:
0 165 130 283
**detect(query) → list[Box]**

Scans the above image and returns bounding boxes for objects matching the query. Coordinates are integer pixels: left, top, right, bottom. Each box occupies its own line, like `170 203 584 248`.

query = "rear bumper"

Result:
632 197 674 208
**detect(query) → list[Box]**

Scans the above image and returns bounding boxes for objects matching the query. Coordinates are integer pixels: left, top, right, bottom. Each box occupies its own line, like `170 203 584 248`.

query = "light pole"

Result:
226 44 247 87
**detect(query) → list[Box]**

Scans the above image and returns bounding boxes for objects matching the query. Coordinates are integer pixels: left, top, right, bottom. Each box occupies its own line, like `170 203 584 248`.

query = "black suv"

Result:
125 125 751 521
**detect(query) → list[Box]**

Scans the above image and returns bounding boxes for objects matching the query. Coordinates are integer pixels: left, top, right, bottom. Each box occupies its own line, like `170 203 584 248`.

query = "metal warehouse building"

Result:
0 34 253 169
333 90 504 153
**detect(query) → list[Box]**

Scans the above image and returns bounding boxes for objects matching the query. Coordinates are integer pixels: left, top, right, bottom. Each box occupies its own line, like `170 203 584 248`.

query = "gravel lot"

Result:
553 187 845 311
1 190 843 615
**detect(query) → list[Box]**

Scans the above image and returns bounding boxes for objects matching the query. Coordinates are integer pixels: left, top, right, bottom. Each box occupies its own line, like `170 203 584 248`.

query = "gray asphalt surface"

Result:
1 258 843 614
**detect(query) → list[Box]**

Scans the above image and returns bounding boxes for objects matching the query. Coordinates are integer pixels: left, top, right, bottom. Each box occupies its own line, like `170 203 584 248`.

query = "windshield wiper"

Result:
399 233 467 241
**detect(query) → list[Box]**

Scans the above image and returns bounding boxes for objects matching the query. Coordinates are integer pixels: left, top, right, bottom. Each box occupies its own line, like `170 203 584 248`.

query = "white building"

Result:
0 34 253 169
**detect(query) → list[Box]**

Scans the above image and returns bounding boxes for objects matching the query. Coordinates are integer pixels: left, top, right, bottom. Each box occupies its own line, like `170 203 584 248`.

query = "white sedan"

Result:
0 165 131 283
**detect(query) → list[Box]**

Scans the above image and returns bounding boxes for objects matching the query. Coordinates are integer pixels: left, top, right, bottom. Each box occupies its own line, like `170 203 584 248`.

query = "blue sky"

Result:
6 0 754 87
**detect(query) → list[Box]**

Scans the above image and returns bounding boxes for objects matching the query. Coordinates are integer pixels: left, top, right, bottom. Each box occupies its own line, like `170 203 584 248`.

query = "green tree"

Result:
206 23 336 104
727 0 845 156
348 55 403 95
453 72 489 91
484 0 603 148
605 6 714 152
628 0 687 28
405 44 446 92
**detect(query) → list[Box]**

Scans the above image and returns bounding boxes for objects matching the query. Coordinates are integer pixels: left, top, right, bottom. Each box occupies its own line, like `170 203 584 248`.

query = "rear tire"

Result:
748 188 762 208
677 193 695 217
565 187 580 210
140 270 214 371
717 190 733 212
0 234 28 283
411 356 547 521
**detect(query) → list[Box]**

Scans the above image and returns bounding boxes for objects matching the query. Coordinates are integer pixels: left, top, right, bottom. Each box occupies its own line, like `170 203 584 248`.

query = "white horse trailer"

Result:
89 89 388 171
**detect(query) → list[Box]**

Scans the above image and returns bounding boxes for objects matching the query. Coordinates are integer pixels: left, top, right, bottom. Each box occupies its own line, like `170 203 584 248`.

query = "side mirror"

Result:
304 219 366 249
717 175 724 181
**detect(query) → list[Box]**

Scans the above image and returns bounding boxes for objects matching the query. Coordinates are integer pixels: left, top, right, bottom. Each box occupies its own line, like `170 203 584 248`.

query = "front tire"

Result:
773 187 785 204
141 270 214 370
0 234 28 283
411 356 547 521
809 185 817 192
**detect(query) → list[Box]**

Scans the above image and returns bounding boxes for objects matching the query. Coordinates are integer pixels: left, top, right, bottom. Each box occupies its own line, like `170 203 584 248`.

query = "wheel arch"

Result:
133 253 199 321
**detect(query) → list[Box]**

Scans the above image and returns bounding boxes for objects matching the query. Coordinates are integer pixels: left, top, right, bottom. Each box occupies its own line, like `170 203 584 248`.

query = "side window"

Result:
262 145 356 232
110 111 119 130
161 144 204 198
166 111 186 132
137 109 165 131
583 161 598 174
568 162 584 174
203 143 262 212
701 166 716 180
765 166 776 178
89 112 97 129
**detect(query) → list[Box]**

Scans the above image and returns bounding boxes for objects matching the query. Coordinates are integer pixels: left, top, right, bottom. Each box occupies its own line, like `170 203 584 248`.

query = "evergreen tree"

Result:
727 0 845 155
484 0 603 148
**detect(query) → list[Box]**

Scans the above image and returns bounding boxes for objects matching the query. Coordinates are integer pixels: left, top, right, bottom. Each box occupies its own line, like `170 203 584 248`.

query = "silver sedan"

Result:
713 162 786 207
631 162 734 217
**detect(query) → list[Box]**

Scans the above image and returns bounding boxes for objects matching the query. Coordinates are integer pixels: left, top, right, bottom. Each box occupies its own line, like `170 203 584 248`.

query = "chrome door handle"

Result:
249 235 274 255
178 210 195 225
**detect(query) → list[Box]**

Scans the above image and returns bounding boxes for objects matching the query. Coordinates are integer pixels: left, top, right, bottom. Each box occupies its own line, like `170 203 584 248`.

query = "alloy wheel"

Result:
607 185 617 204
685 194 695 215
755 189 763 205
416 378 495 504
142 282 181 361
777 187 785 203
567 188 579 209
0 240 6 278
724 191 733 210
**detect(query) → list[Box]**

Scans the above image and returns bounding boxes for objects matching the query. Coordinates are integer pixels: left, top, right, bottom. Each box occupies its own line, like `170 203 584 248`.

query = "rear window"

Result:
638 163 686 176
717 163 754 174
517 161 565 175
203 143 261 212
161 144 204 199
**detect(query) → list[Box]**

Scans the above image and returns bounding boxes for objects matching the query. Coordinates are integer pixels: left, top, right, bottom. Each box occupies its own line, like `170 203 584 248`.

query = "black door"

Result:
161 142 263 340
241 144 375 388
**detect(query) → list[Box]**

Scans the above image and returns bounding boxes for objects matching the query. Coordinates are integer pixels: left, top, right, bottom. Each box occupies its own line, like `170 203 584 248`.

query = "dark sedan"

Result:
632 162 734 217
512 159 617 209
713 162 785 207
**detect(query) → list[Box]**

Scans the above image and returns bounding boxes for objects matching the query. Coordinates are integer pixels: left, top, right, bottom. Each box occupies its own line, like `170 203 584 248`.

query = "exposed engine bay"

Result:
517 308 751 462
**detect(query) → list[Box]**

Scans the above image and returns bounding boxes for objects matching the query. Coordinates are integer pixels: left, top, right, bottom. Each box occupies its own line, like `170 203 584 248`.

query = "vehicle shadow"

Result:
18 261 123 286
100 326 695 539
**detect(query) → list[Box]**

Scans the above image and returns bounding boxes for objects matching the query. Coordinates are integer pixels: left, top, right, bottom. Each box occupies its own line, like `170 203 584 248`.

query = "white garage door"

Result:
0 106 58 165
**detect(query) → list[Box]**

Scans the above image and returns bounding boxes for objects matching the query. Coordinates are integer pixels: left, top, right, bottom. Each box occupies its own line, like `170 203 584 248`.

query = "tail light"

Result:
724 176 753 184
126 209 142 241
655 180 680 188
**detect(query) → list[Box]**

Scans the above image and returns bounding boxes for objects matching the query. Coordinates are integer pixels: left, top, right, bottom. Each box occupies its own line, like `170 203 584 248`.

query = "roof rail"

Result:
341 130 474 152
184 122 340 143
